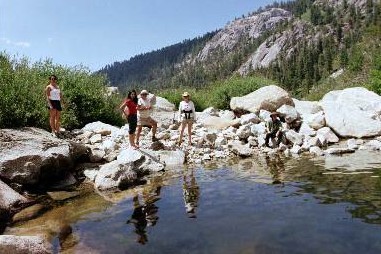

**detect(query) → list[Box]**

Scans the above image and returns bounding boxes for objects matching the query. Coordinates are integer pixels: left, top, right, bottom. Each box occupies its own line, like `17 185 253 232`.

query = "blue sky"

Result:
0 0 274 71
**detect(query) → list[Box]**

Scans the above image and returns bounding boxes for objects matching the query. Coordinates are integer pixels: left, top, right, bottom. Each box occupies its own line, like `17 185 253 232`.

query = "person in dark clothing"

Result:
265 112 284 148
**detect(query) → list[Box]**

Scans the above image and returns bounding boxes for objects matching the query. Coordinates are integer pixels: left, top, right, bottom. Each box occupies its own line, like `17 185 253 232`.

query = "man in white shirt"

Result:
136 90 158 144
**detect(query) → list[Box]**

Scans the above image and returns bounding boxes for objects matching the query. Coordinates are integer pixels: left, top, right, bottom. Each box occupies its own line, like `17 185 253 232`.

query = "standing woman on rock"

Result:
178 92 196 145
45 75 65 136
120 90 139 149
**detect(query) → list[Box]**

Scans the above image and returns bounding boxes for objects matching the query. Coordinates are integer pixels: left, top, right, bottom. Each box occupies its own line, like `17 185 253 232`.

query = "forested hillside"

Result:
99 0 381 99
97 32 216 91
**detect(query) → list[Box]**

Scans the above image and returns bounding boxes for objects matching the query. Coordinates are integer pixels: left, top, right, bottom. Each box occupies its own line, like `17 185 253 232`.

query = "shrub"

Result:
0 53 124 130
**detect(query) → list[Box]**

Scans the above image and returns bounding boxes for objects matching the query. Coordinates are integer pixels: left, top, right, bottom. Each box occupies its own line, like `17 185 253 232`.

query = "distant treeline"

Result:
97 31 217 92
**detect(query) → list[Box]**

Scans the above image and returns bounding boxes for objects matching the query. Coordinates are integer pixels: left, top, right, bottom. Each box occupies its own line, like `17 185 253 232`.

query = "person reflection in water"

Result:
126 186 161 245
265 154 285 185
183 169 200 218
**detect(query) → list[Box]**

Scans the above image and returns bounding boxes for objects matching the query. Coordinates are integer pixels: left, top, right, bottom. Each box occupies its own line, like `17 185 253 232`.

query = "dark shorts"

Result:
128 114 137 134
49 100 62 111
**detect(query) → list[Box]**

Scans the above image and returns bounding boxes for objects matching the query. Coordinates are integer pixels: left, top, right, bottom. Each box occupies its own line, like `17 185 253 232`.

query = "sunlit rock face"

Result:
320 87 381 138
196 8 291 61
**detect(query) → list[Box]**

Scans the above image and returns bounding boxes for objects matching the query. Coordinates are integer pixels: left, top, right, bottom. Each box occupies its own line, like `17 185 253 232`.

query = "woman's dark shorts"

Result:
49 100 62 111
128 114 137 134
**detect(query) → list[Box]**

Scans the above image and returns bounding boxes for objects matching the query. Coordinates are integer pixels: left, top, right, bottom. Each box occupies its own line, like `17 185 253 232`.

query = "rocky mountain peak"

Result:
238 20 310 75
196 8 292 61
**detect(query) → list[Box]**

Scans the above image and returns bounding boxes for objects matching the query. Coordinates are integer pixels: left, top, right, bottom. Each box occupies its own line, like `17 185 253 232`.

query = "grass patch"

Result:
158 75 274 111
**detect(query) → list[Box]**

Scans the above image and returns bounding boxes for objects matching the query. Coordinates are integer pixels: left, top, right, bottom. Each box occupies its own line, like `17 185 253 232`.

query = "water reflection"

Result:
265 154 285 185
126 185 161 244
182 169 200 218
284 156 381 225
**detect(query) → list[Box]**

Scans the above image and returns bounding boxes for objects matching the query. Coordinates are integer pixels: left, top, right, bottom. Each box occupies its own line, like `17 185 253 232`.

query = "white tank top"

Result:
49 85 61 100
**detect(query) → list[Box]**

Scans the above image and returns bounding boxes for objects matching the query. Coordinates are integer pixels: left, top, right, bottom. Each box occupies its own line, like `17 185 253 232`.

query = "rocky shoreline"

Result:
2 85 381 252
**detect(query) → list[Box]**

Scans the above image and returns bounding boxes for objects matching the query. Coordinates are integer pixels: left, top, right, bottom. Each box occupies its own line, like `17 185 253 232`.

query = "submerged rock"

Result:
0 235 52 254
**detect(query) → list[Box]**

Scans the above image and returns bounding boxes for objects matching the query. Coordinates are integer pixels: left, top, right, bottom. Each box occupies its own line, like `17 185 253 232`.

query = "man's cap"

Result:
140 89 149 95
270 112 279 117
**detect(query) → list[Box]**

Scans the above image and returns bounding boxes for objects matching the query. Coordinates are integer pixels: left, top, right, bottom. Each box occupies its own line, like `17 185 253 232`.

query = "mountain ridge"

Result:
98 0 381 98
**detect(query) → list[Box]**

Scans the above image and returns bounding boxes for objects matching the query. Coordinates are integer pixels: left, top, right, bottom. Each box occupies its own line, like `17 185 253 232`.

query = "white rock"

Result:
285 130 303 146
0 180 28 211
236 125 252 139
276 104 300 123
215 136 228 147
250 122 266 136
325 147 355 155
293 98 322 116
230 85 294 113
99 139 118 154
117 148 144 164
219 110 236 120
228 140 253 157
89 134 102 144
320 87 381 138
298 122 316 137
259 110 272 121
89 148 106 163
154 96 176 112
290 145 302 154
200 116 240 130
309 146 324 156
240 113 261 125
316 127 339 143
0 235 52 254
363 140 381 150
82 121 120 136
94 161 137 190
303 111 326 130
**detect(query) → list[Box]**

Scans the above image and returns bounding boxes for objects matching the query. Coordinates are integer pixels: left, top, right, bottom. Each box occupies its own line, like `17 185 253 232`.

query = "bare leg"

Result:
151 121 157 140
129 133 138 148
136 125 142 144
49 109 55 133
187 122 193 144
55 111 61 133
179 122 187 145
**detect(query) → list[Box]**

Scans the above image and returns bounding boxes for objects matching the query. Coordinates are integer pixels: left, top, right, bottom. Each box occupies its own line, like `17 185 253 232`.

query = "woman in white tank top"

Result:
178 91 195 146
45 75 65 136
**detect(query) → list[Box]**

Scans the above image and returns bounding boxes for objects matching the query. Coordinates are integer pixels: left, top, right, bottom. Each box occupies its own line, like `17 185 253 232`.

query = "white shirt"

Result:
48 85 61 101
178 100 195 121
137 97 152 118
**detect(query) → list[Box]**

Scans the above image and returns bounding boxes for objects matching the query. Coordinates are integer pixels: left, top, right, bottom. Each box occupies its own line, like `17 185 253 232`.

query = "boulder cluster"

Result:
2 85 381 252
74 85 381 173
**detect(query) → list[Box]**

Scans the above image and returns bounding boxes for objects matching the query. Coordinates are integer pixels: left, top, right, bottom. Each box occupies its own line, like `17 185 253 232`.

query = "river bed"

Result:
4 150 381 253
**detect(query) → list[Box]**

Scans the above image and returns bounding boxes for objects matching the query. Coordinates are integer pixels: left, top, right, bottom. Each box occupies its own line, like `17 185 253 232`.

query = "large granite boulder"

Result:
199 116 240 130
0 180 29 213
0 128 88 186
82 121 120 136
94 160 138 191
292 98 322 116
0 235 52 254
94 148 165 191
230 85 294 113
320 87 381 138
154 96 176 112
